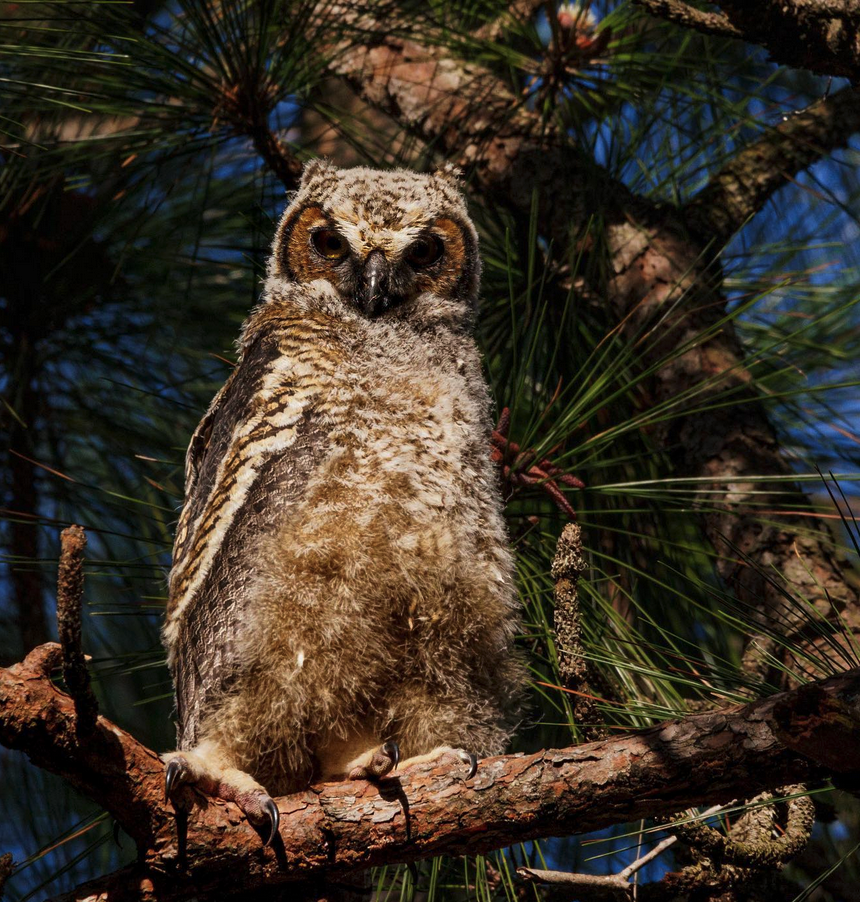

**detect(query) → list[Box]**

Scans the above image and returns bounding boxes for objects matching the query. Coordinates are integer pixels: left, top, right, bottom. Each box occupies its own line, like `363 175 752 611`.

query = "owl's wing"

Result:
166 330 327 748
181 373 233 512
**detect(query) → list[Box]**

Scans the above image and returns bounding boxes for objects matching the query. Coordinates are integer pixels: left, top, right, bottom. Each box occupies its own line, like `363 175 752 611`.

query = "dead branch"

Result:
56 525 98 736
519 869 632 900
0 644 858 901
518 804 724 899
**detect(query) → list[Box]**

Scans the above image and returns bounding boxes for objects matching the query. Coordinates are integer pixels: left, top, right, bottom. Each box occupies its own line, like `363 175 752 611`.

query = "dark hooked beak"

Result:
360 249 390 317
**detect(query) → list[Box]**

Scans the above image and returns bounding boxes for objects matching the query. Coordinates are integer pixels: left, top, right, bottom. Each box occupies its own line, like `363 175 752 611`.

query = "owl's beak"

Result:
360 249 391 317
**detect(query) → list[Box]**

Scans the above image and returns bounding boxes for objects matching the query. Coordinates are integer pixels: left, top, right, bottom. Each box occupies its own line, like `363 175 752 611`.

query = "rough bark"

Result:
1 645 168 850
2 644 859 902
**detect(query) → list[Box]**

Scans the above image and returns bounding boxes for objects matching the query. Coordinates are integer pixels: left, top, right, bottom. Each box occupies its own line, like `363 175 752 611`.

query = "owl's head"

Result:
267 162 481 330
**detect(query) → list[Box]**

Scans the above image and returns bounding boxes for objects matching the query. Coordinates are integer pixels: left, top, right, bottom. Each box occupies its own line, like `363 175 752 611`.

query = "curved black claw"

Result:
457 750 478 780
263 796 280 847
382 740 400 772
165 759 184 801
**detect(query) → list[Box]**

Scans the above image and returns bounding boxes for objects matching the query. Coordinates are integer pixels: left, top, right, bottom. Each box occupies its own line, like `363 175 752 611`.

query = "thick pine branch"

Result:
2 643 860 901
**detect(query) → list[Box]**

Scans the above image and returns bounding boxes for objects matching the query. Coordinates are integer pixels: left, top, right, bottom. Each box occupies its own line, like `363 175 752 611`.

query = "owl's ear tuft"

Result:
434 162 463 186
300 159 336 189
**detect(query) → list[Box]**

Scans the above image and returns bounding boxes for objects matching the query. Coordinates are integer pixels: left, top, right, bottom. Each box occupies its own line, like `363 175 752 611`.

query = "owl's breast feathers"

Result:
165 298 511 747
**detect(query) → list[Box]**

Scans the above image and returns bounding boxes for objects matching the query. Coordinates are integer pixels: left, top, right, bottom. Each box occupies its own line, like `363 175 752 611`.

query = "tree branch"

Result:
247 122 303 192
633 0 743 39
685 85 860 241
2 644 859 901
0 644 168 850
214 79 303 191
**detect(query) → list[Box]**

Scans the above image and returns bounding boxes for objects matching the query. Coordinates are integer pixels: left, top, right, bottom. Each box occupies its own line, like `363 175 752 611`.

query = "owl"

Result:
162 162 524 845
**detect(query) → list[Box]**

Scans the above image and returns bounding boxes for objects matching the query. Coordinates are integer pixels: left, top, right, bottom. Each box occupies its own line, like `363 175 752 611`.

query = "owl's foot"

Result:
163 748 280 847
347 740 400 780
400 745 478 780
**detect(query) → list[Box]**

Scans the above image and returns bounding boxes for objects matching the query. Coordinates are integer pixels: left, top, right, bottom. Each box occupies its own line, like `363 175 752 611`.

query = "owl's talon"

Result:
165 758 185 801
459 750 478 780
263 796 280 847
382 740 400 772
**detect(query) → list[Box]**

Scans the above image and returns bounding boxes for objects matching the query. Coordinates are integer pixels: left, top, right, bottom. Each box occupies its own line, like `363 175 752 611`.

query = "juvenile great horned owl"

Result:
162 162 524 843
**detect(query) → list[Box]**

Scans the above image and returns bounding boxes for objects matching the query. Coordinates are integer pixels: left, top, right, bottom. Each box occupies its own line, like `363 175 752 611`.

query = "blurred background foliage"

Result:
1 0 859 898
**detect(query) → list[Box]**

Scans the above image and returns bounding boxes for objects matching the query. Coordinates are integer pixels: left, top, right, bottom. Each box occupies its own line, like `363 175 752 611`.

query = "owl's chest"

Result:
317 344 482 485
243 333 488 570
269 343 494 603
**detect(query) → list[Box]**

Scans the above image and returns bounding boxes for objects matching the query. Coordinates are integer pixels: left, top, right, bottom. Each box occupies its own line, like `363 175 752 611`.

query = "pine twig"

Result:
552 523 606 740
56 525 98 736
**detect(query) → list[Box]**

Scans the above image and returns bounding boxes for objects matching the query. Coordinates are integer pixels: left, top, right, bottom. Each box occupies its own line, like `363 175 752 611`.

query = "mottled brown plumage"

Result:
162 162 524 837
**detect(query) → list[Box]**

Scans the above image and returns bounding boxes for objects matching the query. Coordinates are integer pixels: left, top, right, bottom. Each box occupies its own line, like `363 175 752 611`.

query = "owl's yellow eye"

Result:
311 229 348 260
405 236 443 268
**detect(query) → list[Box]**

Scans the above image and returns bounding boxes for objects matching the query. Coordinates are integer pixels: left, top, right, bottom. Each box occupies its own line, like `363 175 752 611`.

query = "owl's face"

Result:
267 163 481 329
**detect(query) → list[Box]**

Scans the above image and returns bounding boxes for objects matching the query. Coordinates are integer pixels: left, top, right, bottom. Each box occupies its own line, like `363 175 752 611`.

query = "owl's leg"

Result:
163 742 280 846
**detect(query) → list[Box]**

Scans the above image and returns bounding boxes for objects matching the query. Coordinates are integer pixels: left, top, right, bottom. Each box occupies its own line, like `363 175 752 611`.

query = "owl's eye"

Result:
311 229 348 260
405 236 443 268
